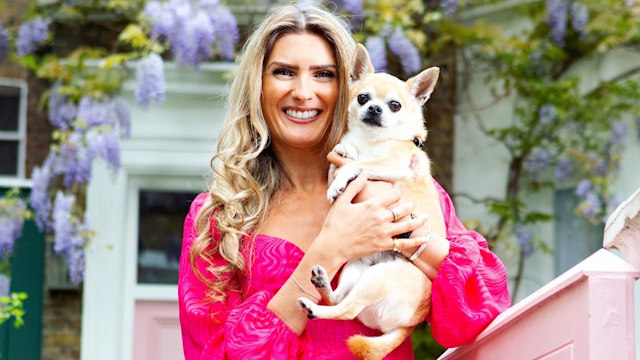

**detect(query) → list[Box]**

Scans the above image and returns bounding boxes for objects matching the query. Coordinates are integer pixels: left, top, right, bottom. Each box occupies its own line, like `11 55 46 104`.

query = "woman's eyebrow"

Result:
266 62 337 71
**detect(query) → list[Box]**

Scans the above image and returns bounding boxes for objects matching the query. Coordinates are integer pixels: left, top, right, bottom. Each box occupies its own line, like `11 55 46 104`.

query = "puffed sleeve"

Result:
428 181 512 348
179 193 310 360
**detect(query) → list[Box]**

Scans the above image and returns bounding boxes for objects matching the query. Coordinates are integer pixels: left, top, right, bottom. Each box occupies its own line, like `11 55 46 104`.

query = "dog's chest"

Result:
340 131 393 160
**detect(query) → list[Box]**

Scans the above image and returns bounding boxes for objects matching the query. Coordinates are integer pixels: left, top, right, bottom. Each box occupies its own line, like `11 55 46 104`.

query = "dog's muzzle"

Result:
362 104 383 127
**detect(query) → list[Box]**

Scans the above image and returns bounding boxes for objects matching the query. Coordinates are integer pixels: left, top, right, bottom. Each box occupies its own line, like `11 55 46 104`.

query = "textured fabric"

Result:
179 181 511 359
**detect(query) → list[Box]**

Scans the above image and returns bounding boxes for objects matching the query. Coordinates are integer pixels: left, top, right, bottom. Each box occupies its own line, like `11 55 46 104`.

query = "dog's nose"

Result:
368 105 382 115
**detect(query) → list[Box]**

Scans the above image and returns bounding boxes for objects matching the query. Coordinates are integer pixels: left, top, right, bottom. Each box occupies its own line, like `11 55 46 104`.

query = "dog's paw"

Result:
297 298 317 319
310 265 330 289
334 143 358 160
327 164 362 203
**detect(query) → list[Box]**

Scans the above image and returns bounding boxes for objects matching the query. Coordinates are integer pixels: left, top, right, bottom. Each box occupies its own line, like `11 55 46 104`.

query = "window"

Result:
137 190 199 284
0 80 27 179
553 188 603 276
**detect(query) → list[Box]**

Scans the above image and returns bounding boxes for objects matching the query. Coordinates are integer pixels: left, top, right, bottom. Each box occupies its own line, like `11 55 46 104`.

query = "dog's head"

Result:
348 44 439 145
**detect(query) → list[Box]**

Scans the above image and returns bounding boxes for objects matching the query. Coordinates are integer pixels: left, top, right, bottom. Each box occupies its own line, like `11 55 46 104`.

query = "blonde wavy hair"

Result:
190 4 356 302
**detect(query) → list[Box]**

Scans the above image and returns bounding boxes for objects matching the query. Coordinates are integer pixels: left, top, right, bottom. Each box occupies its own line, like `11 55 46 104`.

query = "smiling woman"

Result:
178 4 510 360
261 32 338 154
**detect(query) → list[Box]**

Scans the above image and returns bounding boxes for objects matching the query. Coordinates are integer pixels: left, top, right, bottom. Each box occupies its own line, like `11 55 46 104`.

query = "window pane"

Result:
553 188 603 276
0 141 18 176
137 190 199 284
0 86 20 132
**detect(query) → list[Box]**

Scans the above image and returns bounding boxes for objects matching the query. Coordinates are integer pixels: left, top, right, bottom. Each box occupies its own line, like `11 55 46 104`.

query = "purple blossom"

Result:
570 2 588 39
135 53 166 108
52 191 75 255
582 191 602 217
342 0 364 17
30 157 55 231
388 28 421 76
513 223 534 257
16 16 50 56
0 24 9 64
114 99 131 137
365 36 388 73
0 198 27 256
546 0 569 46
86 129 121 171
48 83 78 130
554 158 572 180
144 0 238 66
610 121 628 146
440 0 458 17
539 105 556 125
0 274 10 298
208 7 239 61
57 131 94 187
77 96 113 127
526 147 551 175
179 10 216 67
575 179 591 197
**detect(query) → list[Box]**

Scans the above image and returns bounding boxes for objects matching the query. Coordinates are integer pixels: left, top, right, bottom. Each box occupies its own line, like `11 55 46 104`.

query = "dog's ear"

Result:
351 44 374 82
406 67 439 105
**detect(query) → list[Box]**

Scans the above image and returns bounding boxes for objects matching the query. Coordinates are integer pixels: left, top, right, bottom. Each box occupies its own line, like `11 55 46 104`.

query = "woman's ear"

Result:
351 44 375 82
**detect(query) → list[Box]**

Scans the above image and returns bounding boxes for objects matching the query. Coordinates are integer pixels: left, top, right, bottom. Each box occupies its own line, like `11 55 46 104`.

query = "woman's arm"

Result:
427 180 512 348
179 194 308 359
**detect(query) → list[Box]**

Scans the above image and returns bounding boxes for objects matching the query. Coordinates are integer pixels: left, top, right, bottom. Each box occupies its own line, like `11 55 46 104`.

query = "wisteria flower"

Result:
570 2 588 39
365 36 387 72
113 99 131 137
0 24 10 64
513 223 534 257
208 7 239 61
581 191 602 217
554 158 572 181
135 53 166 108
341 0 365 17
575 179 591 197
539 105 556 125
441 0 458 17
610 121 628 146
526 147 551 176
0 198 27 256
52 191 75 255
48 83 78 130
546 0 569 46
0 274 10 298
86 129 121 171
16 16 51 56
388 27 421 76
30 157 55 231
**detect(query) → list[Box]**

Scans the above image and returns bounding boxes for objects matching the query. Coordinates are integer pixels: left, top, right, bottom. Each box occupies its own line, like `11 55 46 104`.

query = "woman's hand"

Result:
310 171 428 274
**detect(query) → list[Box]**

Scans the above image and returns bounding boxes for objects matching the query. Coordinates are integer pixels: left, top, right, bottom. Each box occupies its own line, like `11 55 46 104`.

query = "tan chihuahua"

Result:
297 44 447 360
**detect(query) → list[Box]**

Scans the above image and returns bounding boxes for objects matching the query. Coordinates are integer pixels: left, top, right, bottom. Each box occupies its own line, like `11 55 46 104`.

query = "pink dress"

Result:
179 181 511 359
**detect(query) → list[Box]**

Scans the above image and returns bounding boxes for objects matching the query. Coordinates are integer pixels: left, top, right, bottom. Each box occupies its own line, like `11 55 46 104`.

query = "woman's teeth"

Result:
284 109 318 120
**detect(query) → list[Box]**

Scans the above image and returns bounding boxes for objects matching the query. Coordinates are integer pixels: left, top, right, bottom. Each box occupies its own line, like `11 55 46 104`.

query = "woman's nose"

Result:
291 76 313 101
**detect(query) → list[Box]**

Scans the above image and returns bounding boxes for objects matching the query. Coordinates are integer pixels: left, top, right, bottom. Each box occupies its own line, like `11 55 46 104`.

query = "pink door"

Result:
131 190 197 360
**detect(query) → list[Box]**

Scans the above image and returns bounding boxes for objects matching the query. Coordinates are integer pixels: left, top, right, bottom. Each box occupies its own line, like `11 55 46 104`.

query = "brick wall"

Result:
41 290 82 360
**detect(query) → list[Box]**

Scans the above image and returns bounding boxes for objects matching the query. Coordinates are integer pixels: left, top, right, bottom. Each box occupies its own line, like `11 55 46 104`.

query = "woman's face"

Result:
262 32 338 154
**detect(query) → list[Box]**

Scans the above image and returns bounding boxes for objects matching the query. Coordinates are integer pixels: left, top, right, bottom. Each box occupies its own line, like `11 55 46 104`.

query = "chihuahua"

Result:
297 44 447 360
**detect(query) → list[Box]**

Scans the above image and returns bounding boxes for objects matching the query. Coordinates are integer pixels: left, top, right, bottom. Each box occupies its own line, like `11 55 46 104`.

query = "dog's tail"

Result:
346 326 414 360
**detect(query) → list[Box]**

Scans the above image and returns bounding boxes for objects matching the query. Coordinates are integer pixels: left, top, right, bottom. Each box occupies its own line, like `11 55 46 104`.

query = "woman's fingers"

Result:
386 202 414 222
389 214 428 239
327 151 351 168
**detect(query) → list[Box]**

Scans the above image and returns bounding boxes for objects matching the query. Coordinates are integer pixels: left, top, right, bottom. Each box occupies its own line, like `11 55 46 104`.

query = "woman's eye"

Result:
273 68 293 77
388 101 401 112
315 71 335 78
357 94 369 105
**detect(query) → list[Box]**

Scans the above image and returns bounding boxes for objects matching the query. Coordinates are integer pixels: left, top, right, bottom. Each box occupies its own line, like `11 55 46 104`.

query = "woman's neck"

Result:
273 145 329 193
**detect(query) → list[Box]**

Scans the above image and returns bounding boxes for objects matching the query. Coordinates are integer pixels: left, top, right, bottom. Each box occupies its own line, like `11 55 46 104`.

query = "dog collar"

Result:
412 138 424 148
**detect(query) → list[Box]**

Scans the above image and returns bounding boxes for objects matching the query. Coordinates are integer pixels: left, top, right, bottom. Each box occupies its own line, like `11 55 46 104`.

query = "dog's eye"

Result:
357 94 369 105
388 101 401 112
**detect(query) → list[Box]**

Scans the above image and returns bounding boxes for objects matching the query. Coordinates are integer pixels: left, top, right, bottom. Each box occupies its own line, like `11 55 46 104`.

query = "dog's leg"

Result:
310 265 335 305
327 163 363 203
333 143 358 160
298 263 385 320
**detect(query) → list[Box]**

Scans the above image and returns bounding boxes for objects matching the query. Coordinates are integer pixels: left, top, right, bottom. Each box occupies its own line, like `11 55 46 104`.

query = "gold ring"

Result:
392 238 400 252
389 208 399 222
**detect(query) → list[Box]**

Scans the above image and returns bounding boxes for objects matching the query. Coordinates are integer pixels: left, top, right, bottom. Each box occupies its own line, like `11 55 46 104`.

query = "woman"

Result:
179 4 511 359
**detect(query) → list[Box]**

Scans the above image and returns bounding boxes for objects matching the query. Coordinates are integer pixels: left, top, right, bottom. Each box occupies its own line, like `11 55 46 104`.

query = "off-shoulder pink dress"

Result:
179 181 511 359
